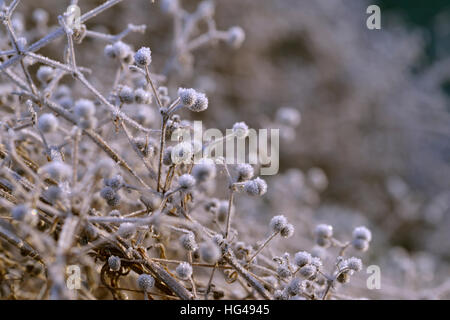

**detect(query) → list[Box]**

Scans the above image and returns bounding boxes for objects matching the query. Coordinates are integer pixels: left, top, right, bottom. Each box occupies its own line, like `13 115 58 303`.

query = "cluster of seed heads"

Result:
0 0 375 301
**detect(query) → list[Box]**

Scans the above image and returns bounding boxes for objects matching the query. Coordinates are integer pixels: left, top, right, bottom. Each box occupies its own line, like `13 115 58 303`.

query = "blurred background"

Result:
6 0 450 298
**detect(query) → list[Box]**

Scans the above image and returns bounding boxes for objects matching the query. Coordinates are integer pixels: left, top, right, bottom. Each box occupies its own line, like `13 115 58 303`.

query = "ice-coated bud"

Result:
236 163 254 182
270 215 288 233
179 232 198 251
352 226 372 242
178 87 197 107
244 177 267 196
178 174 196 190
118 86 135 104
188 92 208 112
134 47 152 67
294 251 312 267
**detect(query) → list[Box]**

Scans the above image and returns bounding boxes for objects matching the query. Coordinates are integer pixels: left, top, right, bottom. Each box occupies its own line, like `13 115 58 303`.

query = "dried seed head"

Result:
294 251 312 267
36 66 54 83
108 255 121 271
100 186 116 201
299 264 317 279
346 257 363 272
74 99 96 119
40 161 71 181
280 223 295 238
134 47 152 67
352 238 369 252
58 96 73 110
179 232 198 251
105 174 124 190
178 88 197 107
352 226 372 242
178 174 196 190
175 262 193 280
192 158 216 183
134 88 151 104
276 264 291 279
244 177 267 196
236 163 254 182
227 26 245 48
270 215 288 233
232 121 249 138
314 224 333 239
189 92 208 112
286 278 304 296
117 222 136 239
106 193 121 207
137 274 155 292
38 113 58 133
199 240 221 263
112 41 132 60
274 290 289 300
118 86 135 104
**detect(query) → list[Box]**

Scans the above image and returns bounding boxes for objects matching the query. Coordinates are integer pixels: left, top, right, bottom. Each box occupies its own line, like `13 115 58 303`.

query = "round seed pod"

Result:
108 255 121 271
134 47 152 67
100 186 116 201
117 222 136 239
36 66 54 83
179 232 198 252
346 257 363 272
232 122 249 138
38 113 58 133
352 238 369 252
199 240 221 263
280 223 295 238
299 264 317 279
227 26 245 48
314 224 333 239
188 92 208 112
178 174 196 190
175 262 193 280
244 177 267 196
118 86 135 104
352 226 372 242
269 215 288 233
294 251 312 267
137 274 155 292
236 163 254 182
178 87 197 107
